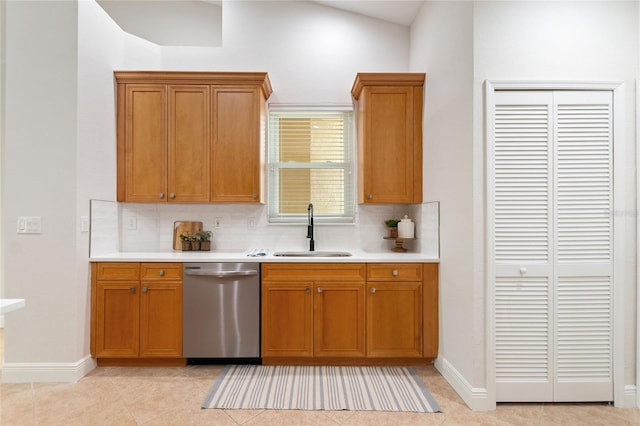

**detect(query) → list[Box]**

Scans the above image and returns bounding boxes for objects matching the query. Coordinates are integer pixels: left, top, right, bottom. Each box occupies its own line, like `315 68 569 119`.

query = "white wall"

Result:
2 0 413 381
3 1 80 370
408 0 639 409
409 0 478 407
475 0 638 407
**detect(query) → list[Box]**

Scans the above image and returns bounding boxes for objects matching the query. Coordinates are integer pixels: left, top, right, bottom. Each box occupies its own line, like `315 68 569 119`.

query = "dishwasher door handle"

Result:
184 269 259 278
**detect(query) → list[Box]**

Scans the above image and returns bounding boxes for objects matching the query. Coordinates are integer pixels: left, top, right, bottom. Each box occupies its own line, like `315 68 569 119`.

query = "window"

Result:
268 106 355 224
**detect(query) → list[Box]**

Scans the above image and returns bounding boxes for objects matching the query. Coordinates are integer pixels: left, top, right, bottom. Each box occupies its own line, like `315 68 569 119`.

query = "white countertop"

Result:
0 298 25 314
90 249 439 263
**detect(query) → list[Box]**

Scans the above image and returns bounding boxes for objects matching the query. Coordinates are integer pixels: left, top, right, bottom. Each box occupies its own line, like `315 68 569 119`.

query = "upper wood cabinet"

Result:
116 72 272 203
351 73 425 204
210 86 264 202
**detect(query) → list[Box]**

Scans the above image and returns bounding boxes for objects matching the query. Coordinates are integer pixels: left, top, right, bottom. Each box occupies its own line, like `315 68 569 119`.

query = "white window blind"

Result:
268 108 355 223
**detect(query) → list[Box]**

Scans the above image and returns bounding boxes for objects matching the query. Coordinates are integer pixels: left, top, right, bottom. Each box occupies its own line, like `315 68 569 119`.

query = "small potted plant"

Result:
179 232 192 251
197 230 213 251
384 219 400 238
190 233 201 251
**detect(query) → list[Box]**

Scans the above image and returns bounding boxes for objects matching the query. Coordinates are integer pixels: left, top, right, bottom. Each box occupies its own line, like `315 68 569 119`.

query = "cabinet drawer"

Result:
263 263 366 282
140 263 183 281
95 262 140 280
367 263 423 281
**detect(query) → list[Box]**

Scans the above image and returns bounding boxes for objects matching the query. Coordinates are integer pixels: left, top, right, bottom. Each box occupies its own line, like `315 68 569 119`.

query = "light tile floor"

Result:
1 329 639 425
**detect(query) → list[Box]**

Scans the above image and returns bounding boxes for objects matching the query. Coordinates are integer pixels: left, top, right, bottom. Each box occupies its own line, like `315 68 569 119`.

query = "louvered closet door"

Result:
493 90 613 403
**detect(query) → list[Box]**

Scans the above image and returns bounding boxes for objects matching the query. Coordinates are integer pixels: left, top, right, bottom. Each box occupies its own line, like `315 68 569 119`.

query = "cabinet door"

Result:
262 282 313 357
314 282 365 357
95 281 140 358
139 281 183 358
367 282 422 358
167 85 210 202
359 86 417 204
211 86 263 202
123 84 167 202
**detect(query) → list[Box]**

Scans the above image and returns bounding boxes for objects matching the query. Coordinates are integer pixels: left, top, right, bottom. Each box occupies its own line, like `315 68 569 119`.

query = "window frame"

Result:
267 104 356 224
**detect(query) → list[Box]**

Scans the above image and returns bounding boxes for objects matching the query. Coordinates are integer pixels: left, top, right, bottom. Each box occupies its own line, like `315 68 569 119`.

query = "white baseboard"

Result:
435 355 495 411
1 355 96 383
623 385 637 408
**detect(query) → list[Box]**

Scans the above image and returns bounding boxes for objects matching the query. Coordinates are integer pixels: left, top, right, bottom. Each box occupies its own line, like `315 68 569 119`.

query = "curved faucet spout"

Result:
307 203 315 251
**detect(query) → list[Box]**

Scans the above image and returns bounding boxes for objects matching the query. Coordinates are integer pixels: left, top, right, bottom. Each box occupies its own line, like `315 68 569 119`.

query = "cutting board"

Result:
173 221 203 250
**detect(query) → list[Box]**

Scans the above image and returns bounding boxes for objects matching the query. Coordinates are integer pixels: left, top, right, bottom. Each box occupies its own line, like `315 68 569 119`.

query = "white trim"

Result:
624 385 637 408
435 356 494 411
1 356 96 383
636 79 640 410
485 80 625 407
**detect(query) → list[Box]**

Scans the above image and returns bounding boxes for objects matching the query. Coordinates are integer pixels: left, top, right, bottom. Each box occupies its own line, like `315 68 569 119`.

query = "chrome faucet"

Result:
307 203 315 251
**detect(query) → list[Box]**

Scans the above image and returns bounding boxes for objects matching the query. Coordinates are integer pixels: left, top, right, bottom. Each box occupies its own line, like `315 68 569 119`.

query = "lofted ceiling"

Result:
310 0 424 26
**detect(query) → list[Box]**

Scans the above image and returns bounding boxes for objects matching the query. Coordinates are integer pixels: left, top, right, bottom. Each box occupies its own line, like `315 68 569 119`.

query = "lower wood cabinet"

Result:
366 264 423 358
261 263 366 359
91 262 184 365
262 262 439 364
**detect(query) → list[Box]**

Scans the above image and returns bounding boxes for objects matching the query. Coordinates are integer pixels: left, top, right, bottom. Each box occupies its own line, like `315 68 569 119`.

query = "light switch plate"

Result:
17 217 42 234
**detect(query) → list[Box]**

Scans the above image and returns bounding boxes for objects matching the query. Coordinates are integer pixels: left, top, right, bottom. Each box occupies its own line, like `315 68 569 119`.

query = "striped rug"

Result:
202 365 441 413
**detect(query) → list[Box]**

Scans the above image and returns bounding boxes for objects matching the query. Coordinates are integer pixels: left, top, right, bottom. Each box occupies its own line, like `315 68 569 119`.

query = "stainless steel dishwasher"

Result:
183 263 260 363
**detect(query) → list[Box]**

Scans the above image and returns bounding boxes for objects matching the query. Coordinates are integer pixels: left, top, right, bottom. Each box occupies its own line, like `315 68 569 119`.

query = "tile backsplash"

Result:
90 201 439 257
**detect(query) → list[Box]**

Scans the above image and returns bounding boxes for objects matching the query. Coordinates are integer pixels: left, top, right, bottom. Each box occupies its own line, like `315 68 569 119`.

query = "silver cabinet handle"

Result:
317 287 323 293
367 194 373 200
158 192 164 199
370 288 376 294
184 270 258 278
158 269 165 277
392 270 399 276
129 287 136 293
169 193 175 199
305 287 311 294
142 286 148 293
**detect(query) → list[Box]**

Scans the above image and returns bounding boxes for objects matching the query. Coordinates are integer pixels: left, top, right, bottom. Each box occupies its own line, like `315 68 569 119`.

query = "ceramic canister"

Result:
398 215 414 238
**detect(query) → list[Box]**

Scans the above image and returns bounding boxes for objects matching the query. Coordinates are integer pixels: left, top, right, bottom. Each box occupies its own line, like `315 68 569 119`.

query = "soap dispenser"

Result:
398 215 415 239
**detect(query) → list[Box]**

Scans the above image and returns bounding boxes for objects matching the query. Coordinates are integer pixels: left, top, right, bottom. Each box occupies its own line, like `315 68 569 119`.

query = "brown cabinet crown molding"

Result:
351 72 425 99
114 71 273 99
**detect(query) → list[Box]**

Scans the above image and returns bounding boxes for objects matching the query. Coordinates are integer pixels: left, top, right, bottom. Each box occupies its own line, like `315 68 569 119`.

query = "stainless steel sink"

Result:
272 251 352 257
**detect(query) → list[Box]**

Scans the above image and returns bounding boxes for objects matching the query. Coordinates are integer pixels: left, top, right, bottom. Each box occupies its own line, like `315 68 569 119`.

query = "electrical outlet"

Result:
80 216 89 233
126 216 137 230
248 217 256 228
215 217 222 228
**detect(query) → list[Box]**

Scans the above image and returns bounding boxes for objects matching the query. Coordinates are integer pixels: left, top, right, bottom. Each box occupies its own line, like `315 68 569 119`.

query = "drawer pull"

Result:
158 269 165 277
370 287 376 294
158 192 164 199
142 286 148 293
317 287 323 293
129 287 136 293
305 287 311 294
392 270 399 276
